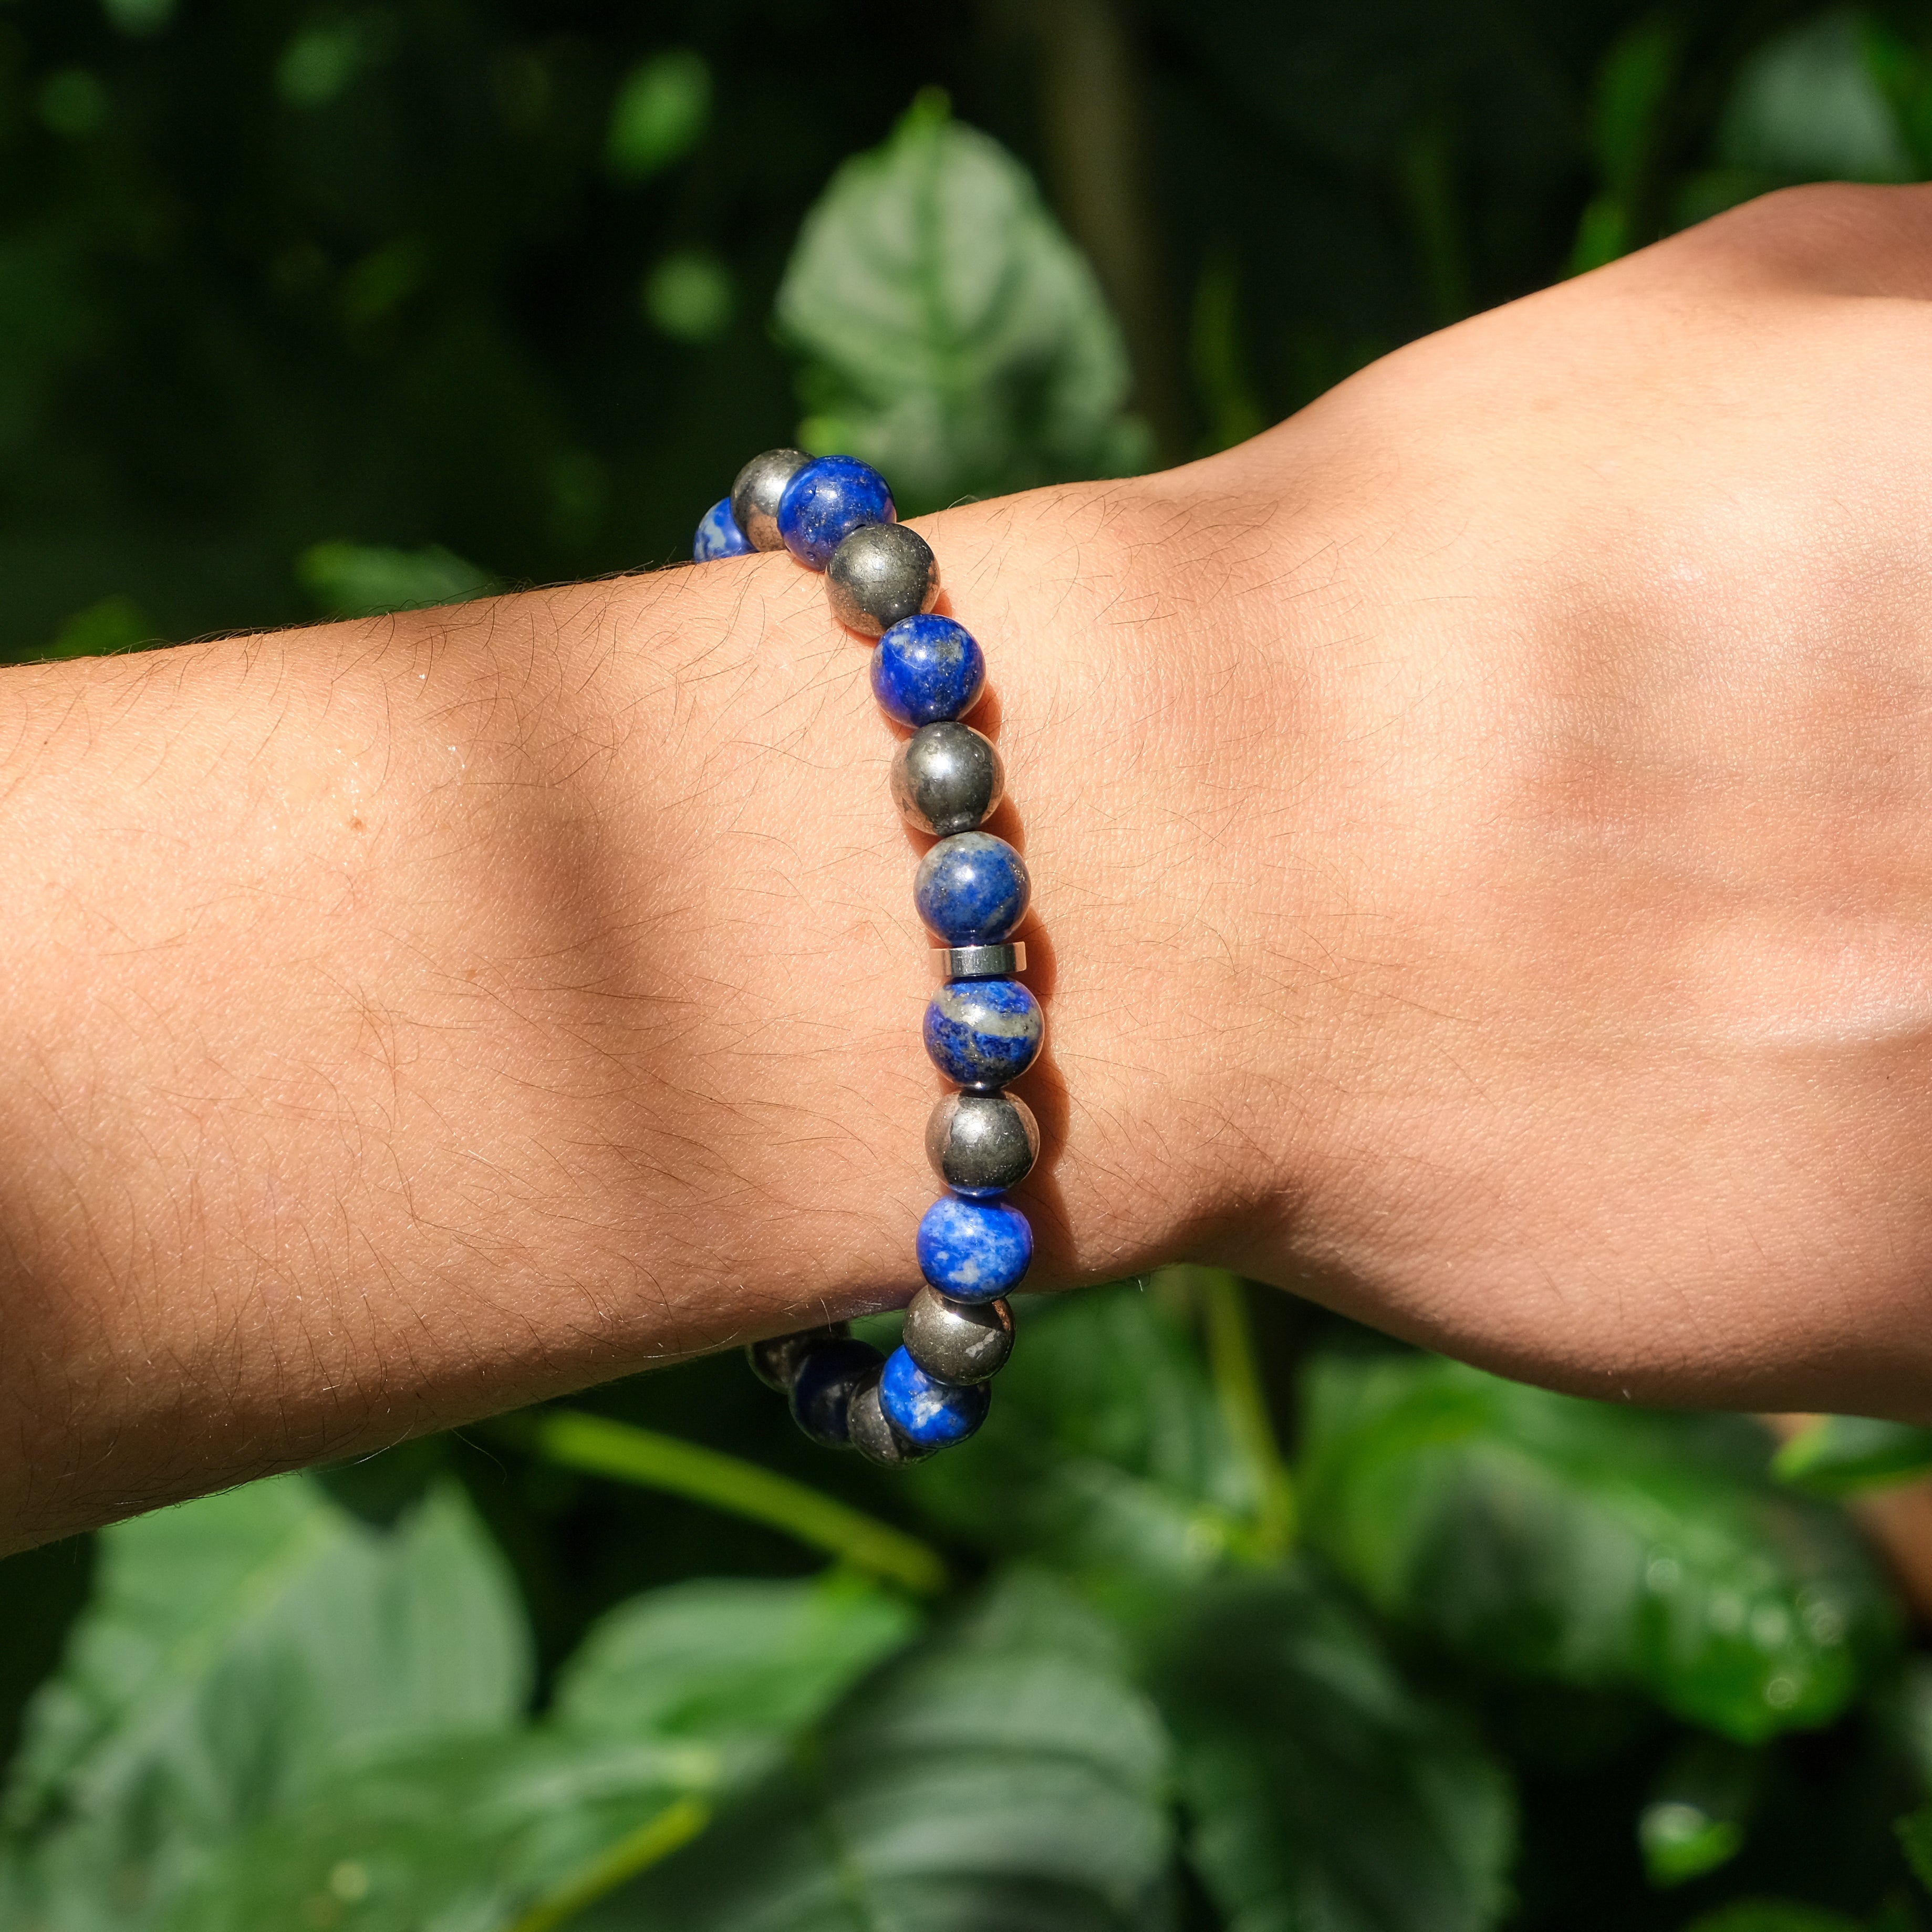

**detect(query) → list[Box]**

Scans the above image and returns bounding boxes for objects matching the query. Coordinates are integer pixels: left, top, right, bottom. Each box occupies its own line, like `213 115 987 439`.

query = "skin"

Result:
2 182 1931 1550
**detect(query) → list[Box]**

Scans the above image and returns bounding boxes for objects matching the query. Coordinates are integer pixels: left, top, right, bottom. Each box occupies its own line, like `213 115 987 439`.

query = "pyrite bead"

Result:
879 1346 992 1449
925 977 1043 1089
693 497 751 561
871 615 985 727
914 832 1029 947
891 722 1004 837
827 523 939 636
926 1090 1039 1196
777 455 895 570
848 1370 934 1467
917 1194 1033 1302
902 1284 1013 1385
788 1335 884 1448
747 1322 849 1391
730 449 812 552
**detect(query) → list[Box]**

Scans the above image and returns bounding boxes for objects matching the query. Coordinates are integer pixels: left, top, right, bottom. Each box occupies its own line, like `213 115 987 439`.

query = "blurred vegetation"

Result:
5 2 1932 1928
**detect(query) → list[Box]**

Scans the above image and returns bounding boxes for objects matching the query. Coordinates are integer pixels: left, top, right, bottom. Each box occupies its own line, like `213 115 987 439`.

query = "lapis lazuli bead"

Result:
789 1335 884 1447
916 1193 1033 1302
776 455 895 570
879 1345 991 1449
914 832 1029 946
693 496 752 562
871 614 985 728
925 977 1043 1088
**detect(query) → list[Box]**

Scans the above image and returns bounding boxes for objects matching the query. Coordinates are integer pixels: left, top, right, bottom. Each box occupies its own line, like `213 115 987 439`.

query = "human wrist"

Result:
584 470 1315 1338
902 464 1348 1290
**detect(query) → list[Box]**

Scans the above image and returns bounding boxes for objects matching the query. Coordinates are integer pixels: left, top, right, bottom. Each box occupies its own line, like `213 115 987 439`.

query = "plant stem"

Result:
1199 1270 1296 1559
517 1408 948 1597
1027 0 1190 462
505 1795 711 1932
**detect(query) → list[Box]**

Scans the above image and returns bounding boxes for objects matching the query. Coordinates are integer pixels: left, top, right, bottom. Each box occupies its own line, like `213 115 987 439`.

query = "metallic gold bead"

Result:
827 523 939 635
746 1322 849 1391
729 448 811 551
891 721 1004 837
901 1285 1014 1385
926 1090 1039 1196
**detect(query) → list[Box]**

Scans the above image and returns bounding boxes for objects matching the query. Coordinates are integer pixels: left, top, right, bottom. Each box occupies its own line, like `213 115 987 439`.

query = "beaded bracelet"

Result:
692 451 1040 1468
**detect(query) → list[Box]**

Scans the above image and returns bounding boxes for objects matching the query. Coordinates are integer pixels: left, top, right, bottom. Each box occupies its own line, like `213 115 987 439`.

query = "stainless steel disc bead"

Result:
729 448 812 551
746 1322 849 1391
902 1284 1014 1385
926 1089 1039 1196
932 941 1026 979
848 1370 934 1467
827 523 939 636
891 722 1004 837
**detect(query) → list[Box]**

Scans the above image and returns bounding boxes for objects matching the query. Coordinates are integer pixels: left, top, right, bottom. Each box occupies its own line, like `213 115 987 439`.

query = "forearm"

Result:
0 481 1326 1547
26 180 1932 1553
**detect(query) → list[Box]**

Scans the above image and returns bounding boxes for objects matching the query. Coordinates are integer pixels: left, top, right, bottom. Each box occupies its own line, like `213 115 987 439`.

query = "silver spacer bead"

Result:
827 523 939 636
902 1285 1014 1385
932 941 1026 979
729 449 811 552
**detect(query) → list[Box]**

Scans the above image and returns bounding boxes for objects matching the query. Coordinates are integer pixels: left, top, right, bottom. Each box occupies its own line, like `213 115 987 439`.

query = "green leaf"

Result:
775 90 1151 514
589 1570 1176 1931
1670 167 1780 233
1900 1799 1932 1897
1884 1655 1932 1795
1151 1567 1514 1932
1590 15 1680 195
605 51 711 183
102 0 174 33
1639 1801 1743 1887
1864 18 1932 175
906 1284 1258 1599
642 250 734 344
297 541 491 619
337 240 431 331
1681 1904 1865 1932
1773 1416 1932 1497
1637 1734 1759 1886
41 594 158 660
153 1572 917 1932
554 1573 919 1768
1299 1353 1897 1741
277 20 368 110
38 70 107 139
1569 193 1630 276
1717 11 1916 184
158 1734 712 1932
1189 251 1267 455
3 1477 528 1928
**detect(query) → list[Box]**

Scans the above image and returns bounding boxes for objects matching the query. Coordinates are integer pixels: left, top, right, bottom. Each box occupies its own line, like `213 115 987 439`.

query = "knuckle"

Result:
1685 180 1932 283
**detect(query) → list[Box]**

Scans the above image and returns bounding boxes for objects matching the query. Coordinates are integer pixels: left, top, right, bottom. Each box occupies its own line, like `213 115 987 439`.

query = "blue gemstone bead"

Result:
914 833 1029 946
789 1335 884 1447
879 1345 991 1449
916 1194 1033 1302
871 615 985 727
775 455 895 570
925 977 1043 1088
693 496 752 562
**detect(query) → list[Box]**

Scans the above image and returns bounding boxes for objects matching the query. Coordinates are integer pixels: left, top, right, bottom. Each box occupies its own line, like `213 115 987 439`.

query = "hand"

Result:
1065 182 1932 1416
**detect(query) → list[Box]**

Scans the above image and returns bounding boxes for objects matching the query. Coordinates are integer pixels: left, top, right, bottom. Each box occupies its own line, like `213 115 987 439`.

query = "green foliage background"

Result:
6 3 1932 1928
